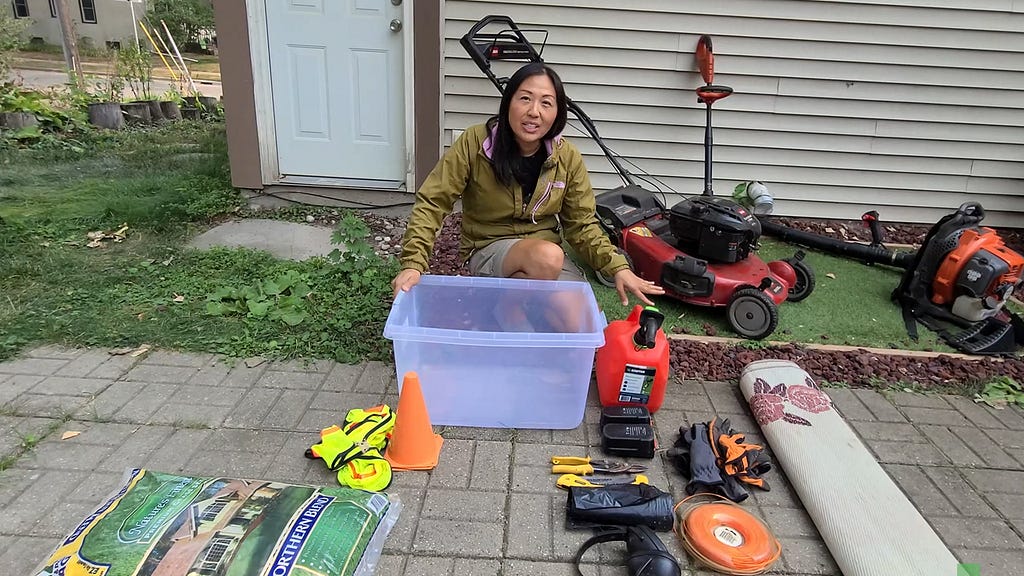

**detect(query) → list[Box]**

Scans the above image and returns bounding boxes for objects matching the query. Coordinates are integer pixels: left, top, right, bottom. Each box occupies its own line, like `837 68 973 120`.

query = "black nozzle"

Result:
634 307 665 349
625 525 680 576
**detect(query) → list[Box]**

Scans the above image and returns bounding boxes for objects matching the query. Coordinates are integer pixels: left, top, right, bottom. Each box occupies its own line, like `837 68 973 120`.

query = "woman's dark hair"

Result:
488 62 568 186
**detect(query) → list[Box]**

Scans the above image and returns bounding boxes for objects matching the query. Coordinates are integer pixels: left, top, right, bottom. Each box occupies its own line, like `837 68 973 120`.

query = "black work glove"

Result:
668 422 749 502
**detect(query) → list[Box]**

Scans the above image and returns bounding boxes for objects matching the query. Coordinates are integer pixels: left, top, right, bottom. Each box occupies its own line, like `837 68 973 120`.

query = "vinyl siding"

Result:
18 0 150 48
442 0 1024 227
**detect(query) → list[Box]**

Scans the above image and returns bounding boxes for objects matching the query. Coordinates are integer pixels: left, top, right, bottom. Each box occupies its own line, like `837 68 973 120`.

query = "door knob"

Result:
389 19 402 32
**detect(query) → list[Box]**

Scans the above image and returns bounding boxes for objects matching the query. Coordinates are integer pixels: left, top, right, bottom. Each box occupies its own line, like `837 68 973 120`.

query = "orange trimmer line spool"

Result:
673 494 781 575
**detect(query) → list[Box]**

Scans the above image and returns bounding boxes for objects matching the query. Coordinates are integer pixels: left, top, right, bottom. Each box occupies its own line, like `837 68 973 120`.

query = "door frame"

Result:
244 0 416 190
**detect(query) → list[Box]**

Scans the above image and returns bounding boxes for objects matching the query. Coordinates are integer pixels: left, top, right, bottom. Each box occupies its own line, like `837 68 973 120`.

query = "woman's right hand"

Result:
391 268 422 298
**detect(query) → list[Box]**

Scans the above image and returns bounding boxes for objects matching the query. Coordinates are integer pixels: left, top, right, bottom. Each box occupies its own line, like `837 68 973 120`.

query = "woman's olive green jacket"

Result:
398 122 630 278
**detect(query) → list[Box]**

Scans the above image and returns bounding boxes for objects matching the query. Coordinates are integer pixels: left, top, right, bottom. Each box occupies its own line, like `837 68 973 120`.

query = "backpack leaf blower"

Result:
761 202 1024 355
893 202 1024 355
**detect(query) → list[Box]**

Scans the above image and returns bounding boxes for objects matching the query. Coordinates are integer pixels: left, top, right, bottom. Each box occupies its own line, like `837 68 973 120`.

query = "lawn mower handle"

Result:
463 15 534 50
460 15 638 188
459 15 544 93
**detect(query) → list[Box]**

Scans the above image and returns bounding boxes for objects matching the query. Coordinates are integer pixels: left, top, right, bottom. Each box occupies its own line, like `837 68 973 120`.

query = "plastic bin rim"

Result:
415 275 594 291
384 324 606 347
384 275 607 345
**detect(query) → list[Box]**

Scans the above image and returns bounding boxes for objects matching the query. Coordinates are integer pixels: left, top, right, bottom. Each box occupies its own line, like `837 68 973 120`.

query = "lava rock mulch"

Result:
365 210 1022 390
669 340 1023 392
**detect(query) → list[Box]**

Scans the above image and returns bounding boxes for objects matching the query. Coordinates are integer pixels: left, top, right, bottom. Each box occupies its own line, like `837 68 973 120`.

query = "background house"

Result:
214 1 1024 227
12 0 148 50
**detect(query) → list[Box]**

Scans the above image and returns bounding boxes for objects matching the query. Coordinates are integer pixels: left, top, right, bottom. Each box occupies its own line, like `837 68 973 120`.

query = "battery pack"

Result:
601 423 657 459
600 406 652 429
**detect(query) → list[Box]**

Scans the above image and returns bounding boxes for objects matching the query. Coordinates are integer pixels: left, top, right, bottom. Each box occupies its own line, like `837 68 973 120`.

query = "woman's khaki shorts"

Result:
467 238 587 282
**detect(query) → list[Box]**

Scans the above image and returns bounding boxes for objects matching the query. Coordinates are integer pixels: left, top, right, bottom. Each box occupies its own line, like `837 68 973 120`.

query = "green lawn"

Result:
0 122 396 363
584 239 955 352
0 119 999 363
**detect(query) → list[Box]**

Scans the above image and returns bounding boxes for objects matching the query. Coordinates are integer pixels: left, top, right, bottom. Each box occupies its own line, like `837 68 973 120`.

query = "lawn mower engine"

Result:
595 188 761 265
894 202 1024 355
668 196 761 263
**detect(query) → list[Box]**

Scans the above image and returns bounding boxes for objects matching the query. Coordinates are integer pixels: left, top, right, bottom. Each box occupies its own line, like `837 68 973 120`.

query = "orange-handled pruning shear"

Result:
550 456 648 475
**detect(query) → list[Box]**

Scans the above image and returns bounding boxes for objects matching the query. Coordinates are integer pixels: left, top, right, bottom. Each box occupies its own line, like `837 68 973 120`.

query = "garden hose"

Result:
673 494 781 575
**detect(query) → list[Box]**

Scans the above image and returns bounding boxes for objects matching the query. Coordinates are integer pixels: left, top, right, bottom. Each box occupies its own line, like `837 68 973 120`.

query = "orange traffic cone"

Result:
385 371 443 470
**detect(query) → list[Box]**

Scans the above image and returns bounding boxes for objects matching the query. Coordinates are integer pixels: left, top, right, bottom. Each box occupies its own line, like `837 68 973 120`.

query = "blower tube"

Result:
759 218 915 269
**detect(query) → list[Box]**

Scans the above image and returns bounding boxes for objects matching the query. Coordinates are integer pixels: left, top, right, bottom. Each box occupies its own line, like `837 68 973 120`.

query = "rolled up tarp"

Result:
739 359 959 576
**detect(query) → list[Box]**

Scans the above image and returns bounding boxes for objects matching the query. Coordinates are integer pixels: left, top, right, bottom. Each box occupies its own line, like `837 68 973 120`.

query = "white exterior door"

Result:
265 0 405 184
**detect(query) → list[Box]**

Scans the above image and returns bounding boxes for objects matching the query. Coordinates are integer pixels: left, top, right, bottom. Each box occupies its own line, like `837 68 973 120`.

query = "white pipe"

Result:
149 18 187 86
162 19 198 95
129 0 139 47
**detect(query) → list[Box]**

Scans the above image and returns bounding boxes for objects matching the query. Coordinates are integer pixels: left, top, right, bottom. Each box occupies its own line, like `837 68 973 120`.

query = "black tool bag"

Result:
566 484 675 532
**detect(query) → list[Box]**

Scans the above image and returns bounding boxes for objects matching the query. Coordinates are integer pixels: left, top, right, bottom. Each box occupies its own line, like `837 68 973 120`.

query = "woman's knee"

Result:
532 241 565 279
505 239 564 280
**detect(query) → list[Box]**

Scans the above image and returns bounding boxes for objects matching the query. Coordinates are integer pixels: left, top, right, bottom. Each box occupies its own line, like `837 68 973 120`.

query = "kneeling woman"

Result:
392 62 663 325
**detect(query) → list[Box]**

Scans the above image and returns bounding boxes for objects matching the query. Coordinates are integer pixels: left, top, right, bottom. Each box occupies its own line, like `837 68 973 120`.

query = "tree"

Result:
0 13 31 80
146 0 214 50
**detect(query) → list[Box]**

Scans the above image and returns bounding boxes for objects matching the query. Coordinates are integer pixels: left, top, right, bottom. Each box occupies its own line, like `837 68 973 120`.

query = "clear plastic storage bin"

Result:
383 275 606 429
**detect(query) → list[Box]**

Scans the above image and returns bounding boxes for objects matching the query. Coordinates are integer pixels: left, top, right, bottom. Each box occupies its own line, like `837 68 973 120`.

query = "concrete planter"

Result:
0 112 39 130
120 102 151 125
133 100 165 122
86 103 124 130
159 100 182 121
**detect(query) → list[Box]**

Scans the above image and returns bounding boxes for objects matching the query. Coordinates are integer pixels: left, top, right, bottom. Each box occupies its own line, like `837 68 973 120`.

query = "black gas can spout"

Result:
633 307 665 349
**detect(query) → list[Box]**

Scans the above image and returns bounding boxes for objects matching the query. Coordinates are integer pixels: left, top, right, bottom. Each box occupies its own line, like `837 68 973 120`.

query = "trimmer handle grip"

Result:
861 210 884 247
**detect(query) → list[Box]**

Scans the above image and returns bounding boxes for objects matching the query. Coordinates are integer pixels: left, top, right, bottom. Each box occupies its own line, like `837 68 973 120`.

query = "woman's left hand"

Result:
613 269 665 306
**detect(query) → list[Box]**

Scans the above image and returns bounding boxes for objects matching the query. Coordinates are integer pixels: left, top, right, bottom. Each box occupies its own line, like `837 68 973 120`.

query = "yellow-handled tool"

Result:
556 473 649 490
551 456 648 475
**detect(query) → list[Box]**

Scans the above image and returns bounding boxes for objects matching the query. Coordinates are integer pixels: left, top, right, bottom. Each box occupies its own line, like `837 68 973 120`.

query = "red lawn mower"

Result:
461 18 814 339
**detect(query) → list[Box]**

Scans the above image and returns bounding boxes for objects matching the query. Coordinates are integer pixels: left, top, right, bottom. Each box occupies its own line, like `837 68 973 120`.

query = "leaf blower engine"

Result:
894 202 1024 355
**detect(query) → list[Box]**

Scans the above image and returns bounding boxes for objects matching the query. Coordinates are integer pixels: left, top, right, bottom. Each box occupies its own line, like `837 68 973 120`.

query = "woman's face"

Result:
508 73 557 156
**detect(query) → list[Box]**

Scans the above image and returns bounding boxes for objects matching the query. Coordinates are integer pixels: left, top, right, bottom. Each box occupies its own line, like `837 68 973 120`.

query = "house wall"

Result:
16 0 150 49
212 0 442 194
443 0 1024 227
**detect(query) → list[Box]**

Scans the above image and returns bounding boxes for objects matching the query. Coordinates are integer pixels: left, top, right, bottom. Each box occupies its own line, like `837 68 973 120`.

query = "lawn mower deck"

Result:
595 185 811 340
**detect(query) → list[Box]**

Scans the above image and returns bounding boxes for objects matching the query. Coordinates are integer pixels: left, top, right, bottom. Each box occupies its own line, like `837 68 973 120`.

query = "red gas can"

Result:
595 305 670 413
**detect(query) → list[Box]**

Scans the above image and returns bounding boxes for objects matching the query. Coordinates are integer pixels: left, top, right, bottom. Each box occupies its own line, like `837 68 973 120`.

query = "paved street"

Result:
1 345 1022 575
7 68 223 99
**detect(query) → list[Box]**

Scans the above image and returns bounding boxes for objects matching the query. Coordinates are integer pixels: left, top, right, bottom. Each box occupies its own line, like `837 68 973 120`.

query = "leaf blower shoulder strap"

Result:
891 204 979 337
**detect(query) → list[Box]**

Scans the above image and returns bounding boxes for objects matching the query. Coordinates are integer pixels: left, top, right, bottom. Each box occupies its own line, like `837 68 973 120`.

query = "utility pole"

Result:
126 0 140 48
53 0 84 88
